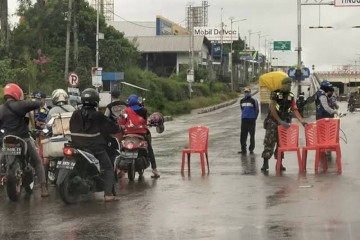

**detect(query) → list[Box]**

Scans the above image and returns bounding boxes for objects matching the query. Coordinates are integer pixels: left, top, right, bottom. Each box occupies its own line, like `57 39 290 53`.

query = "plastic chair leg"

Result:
187 153 191 174
200 153 205 175
315 149 320 174
297 150 303 172
181 152 186 173
336 147 342 174
276 150 282 174
205 152 209 173
302 149 307 171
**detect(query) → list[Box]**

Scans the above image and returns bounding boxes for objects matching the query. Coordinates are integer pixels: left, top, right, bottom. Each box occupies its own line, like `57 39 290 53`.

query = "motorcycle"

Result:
1 130 35 201
56 138 120 204
115 112 164 181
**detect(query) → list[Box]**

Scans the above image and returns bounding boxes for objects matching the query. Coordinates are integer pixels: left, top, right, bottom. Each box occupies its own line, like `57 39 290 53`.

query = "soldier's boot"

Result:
261 158 269 171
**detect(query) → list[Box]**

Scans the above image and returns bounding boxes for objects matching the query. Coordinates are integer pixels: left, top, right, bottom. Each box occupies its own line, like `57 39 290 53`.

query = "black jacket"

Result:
70 106 120 151
0 100 40 138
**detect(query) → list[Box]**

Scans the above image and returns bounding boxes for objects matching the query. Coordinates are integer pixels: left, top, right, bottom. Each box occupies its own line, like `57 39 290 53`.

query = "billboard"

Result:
156 15 189 35
194 27 238 42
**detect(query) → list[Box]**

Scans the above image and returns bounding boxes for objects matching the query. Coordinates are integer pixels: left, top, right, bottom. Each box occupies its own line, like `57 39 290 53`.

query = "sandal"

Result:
104 195 120 202
151 169 160 179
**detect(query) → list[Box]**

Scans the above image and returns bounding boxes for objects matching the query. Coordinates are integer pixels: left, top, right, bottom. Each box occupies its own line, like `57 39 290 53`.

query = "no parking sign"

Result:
68 72 79 87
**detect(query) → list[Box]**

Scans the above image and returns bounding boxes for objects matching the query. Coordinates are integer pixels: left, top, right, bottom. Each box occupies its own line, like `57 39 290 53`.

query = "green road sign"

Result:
273 41 291 51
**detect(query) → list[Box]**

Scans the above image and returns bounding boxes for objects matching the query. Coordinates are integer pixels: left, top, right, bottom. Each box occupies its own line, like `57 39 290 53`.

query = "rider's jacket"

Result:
269 89 296 123
34 106 49 129
0 100 40 138
70 107 119 151
240 95 258 120
315 89 333 119
123 107 148 135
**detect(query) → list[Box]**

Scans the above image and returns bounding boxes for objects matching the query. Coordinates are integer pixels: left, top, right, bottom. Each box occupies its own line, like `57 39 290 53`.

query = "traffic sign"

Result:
68 72 79 87
91 67 103 88
335 0 360 7
288 67 311 80
187 69 194 83
273 41 291 51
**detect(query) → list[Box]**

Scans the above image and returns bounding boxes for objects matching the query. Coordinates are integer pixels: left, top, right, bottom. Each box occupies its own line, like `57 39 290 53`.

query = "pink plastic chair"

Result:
315 118 341 174
277 124 303 174
181 126 209 175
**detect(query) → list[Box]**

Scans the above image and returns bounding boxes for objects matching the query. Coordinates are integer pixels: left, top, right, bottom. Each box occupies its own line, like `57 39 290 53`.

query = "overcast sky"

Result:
8 0 360 71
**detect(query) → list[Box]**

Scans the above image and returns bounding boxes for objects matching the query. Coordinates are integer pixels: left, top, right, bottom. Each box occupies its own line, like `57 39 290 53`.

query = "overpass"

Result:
315 71 360 94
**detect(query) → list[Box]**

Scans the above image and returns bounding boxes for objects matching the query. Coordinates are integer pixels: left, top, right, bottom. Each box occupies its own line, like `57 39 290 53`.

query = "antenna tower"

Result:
91 0 114 21
186 1 209 30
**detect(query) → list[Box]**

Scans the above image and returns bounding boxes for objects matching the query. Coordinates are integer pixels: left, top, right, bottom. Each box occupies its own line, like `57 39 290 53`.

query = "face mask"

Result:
328 93 333 98
245 93 251 97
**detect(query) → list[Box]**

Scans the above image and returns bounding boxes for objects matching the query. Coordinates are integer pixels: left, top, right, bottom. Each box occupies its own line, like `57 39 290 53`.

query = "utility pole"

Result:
64 0 72 81
0 0 9 47
73 0 79 68
96 0 100 68
220 8 223 70
296 0 302 96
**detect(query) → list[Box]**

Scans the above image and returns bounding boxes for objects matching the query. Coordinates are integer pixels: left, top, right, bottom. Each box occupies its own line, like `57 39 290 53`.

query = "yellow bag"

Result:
258 71 288 91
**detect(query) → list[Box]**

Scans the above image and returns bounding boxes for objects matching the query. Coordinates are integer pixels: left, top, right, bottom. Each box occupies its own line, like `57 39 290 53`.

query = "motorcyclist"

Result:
46 89 75 123
32 91 49 130
296 92 307 117
120 94 160 178
315 80 338 120
69 88 120 202
104 89 127 122
0 83 49 197
348 95 355 111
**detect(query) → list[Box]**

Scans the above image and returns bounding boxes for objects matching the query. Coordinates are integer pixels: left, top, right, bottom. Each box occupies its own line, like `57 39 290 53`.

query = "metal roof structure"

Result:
108 21 156 37
128 35 207 53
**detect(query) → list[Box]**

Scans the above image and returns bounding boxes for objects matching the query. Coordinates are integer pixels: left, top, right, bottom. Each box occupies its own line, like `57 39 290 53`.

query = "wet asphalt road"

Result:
1 97 360 240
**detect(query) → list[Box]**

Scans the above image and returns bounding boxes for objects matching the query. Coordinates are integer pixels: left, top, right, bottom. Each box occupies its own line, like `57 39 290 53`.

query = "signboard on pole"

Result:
186 69 194 83
91 67 103 88
335 0 360 7
273 41 291 51
287 67 311 80
194 27 238 42
68 72 79 87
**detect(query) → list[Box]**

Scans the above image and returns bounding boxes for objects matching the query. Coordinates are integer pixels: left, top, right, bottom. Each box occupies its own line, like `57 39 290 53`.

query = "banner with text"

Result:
194 27 238 42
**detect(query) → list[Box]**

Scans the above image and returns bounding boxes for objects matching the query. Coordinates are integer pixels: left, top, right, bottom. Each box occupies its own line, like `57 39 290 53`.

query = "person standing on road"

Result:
315 80 338 120
261 77 307 171
238 87 259 155
296 92 307 117
104 89 127 122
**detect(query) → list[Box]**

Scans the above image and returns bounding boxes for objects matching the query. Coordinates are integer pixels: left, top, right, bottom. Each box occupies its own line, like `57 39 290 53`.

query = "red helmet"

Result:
149 112 165 133
3 83 24 101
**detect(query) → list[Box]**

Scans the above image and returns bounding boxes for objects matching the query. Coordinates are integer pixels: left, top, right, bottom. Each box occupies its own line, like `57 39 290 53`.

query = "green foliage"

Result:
7 0 138 95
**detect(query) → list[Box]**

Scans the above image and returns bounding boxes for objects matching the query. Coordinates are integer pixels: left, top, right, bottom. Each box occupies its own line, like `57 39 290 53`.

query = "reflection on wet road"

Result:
1 100 360 239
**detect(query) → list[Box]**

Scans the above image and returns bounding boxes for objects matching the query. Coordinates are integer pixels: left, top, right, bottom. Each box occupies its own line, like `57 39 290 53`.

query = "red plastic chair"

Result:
315 118 341 174
276 124 303 174
302 123 327 172
181 126 209 175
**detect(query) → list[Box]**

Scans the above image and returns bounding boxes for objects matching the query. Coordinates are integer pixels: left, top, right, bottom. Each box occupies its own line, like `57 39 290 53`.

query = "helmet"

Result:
111 89 121 99
127 94 140 106
149 112 165 133
320 80 332 88
3 83 24 101
51 89 69 105
33 91 46 99
81 88 99 106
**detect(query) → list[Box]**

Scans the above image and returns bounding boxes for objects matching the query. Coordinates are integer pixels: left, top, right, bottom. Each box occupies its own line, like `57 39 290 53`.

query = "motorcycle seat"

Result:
123 134 145 140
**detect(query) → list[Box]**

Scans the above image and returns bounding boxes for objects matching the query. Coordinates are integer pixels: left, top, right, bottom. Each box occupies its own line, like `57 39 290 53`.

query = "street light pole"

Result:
297 0 302 96
96 0 100 68
230 17 247 91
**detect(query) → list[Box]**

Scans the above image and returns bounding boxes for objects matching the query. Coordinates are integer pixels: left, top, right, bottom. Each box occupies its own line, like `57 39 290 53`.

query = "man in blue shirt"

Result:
238 87 259 155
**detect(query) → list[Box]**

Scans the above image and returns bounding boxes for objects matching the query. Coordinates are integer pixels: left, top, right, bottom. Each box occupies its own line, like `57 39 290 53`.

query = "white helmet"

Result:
51 89 69 105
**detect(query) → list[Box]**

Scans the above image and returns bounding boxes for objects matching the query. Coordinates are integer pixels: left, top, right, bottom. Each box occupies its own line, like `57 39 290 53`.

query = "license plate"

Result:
56 159 76 169
2 147 21 155
119 151 138 159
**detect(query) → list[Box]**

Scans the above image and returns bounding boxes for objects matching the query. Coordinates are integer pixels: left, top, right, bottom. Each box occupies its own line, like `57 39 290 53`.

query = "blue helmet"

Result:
127 94 139 106
320 80 332 88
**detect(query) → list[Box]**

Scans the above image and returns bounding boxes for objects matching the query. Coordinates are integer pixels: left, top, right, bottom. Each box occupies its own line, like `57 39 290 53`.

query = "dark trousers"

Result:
144 132 156 169
94 151 114 196
240 119 256 152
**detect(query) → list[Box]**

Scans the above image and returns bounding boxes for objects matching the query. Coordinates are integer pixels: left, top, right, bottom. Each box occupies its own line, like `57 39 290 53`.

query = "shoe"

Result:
280 164 286 171
261 159 269 171
249 151 254 154
237 150 247 155
104 195 120 202
41 183 49 198
151 169 160 178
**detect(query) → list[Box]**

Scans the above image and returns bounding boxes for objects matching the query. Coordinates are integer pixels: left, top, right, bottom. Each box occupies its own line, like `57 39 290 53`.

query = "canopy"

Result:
259 71 288 91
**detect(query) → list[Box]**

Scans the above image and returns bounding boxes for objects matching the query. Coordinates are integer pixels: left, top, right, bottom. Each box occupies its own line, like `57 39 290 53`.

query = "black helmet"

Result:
111 89 121 98
81 88 99 106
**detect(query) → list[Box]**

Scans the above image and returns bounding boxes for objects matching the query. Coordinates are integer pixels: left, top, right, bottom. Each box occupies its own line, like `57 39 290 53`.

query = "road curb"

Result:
197 99 238 114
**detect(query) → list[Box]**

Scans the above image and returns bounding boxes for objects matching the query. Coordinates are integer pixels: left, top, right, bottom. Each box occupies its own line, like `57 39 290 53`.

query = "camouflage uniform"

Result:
261 90 295 160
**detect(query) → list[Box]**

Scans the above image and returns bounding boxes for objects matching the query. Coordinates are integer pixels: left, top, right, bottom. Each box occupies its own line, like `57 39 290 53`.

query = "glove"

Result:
301 121 308 127
279 120 290 128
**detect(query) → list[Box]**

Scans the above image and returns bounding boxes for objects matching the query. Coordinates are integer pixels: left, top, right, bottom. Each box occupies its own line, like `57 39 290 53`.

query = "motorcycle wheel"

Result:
59 170 80 204
47 169 57 184
128 159 136 181
6 162 22 202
